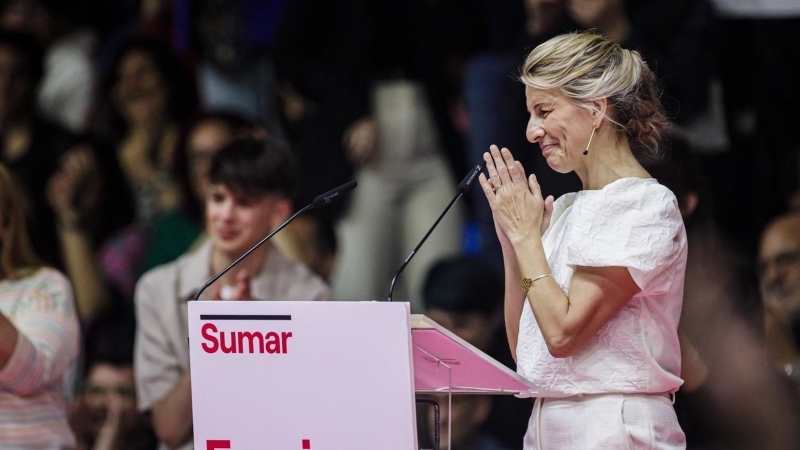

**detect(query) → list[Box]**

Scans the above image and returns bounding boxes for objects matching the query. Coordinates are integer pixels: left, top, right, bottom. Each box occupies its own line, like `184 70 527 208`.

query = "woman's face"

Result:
187 120 235 202
112 49 169 126
205 184 285 258
525 86 594 174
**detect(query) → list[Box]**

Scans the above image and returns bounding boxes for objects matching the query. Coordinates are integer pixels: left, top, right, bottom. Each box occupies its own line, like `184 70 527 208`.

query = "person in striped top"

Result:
0 162 80 449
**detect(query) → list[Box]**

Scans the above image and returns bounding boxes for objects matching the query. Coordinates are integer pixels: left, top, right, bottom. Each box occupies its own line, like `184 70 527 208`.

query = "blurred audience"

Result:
273 211 338 282
758 213 800 391
134 138 332 450
0 0 97 133
50 38 197 318
0 162 80 449
274 0 370 220
46 137 134 323
0 30 74 268
420 394 510 450
643 135 800 449
43 36 197 321
330 0 482 310
422 256 531 450
704 0 800 253
93 38 195 227
423 256 504 352
70 307 156 450
175 0 286 135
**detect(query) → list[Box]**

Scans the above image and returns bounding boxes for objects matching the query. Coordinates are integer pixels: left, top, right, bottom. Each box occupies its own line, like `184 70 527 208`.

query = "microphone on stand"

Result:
386 162 485 302
194 180 358 301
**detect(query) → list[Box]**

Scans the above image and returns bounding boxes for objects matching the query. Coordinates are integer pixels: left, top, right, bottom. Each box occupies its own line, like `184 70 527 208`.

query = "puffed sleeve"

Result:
566 180 685 295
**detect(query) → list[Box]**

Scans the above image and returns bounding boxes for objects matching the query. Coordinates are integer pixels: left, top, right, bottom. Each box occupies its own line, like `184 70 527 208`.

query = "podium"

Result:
188 301 536 450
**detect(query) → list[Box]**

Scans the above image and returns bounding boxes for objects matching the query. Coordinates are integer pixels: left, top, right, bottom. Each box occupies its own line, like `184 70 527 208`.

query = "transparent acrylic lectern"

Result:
411 315 537 450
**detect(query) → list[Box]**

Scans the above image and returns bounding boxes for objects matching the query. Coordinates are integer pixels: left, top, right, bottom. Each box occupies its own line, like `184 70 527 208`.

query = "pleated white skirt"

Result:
523 393 686 450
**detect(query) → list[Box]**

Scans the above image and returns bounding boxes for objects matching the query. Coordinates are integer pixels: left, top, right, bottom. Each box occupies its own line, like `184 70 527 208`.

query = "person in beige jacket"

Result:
134 138 332 450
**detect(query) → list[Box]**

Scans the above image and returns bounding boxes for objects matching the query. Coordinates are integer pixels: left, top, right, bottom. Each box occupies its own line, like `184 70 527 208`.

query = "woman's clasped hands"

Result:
478 145 554 243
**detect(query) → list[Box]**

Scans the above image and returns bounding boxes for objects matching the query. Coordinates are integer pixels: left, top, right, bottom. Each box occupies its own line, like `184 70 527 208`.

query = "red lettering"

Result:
201 323 219 353
281 332 292 354
220 331 237 353
238 331 265 353
265 332 280 354
206 440 230 450
200 324 292 354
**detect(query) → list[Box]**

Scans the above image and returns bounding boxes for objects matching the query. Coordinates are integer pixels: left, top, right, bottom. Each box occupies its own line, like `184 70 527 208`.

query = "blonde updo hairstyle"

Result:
521 32 667 157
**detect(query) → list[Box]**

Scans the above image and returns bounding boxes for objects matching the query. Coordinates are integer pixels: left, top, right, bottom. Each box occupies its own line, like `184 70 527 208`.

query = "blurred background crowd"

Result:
0 0 799 449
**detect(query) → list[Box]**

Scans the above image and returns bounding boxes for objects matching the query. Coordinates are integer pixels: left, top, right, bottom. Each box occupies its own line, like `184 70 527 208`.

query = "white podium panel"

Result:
188 301 418 450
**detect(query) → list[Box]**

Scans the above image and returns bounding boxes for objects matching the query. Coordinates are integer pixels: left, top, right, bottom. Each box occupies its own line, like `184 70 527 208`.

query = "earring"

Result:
583 123 596 156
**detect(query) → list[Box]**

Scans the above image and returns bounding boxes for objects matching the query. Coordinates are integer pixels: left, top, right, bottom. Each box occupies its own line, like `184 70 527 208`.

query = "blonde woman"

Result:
479 32 687 448
0 163 80 448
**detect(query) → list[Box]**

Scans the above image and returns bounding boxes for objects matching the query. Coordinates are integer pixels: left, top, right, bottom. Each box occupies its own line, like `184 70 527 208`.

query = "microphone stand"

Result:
194 204 315 301
387 162 485 302
387 194 462 302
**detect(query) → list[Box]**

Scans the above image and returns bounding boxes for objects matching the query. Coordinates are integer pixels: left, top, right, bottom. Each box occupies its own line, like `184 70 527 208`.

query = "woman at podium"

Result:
478 32 687 449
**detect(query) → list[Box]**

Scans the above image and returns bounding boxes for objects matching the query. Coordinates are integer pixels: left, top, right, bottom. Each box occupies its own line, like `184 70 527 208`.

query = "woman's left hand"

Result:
478 145 553 242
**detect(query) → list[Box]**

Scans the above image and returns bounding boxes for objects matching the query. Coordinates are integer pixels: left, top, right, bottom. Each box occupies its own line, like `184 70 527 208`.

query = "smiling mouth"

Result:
217 229 239 240
541 144 556 154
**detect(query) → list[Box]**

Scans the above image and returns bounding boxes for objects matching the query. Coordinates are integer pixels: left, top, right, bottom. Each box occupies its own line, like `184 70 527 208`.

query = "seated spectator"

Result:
134 137 332 450
70 307 156 450
758 213 800 391
90 37 197 300
44 37 197 322
423 256 504 352
46 137 135 323
92 38 195 228
422 256 530 450
0 162 80 449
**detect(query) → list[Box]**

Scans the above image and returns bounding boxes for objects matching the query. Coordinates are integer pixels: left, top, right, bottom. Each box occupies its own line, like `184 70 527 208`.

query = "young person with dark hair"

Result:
134 137 331 450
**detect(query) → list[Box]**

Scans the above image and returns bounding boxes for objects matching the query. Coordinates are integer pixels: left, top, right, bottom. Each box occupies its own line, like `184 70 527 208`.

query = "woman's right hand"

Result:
480 145 554 243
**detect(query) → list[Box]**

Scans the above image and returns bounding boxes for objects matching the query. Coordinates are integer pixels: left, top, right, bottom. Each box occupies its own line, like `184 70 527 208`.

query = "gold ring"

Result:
493 182 502 193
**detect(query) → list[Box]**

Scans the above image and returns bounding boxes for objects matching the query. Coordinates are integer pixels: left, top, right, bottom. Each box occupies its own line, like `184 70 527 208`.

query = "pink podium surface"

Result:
410 315 537 397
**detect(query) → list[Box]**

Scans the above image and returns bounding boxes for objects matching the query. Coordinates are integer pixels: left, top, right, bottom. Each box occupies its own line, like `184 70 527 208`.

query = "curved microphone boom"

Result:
194 180 358 301
387 162 485 302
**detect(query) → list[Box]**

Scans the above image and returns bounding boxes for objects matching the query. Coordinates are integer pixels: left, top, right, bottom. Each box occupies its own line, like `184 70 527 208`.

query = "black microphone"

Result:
194 180 358 301
387 162 486 302
313 180 357 208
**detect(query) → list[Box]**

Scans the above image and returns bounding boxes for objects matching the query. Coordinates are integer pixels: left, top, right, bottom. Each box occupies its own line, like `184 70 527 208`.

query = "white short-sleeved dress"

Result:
518 178 688 450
